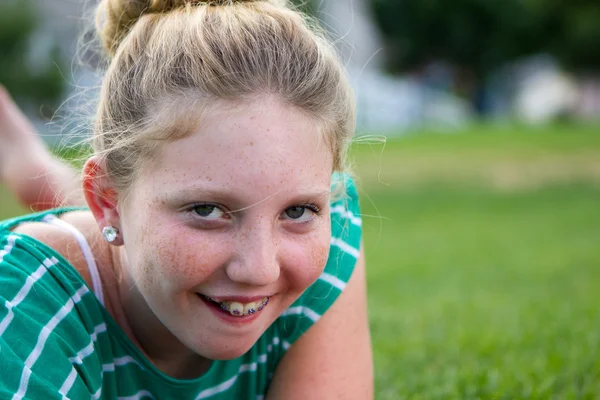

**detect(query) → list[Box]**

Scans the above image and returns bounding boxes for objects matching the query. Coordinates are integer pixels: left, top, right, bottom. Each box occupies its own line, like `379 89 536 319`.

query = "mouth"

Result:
198 294 270 317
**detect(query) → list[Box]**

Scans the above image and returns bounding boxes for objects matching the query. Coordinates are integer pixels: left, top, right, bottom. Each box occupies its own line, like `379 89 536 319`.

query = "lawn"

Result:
351 123 600 399
1 123 599 398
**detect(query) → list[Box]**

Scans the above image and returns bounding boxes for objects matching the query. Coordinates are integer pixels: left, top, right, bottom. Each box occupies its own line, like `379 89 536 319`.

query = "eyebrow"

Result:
159 185 331 206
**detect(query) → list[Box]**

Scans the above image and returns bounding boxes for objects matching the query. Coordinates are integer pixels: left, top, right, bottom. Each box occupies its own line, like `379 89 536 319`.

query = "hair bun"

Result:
96 0 269 57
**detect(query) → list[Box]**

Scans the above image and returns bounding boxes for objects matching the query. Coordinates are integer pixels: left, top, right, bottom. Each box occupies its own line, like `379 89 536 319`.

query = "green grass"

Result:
362 184 600 399
1 123 599 398
351 123 600 399
0 184 26 220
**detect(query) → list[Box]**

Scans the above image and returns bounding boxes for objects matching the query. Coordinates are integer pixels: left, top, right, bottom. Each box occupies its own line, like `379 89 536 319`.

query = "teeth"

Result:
217 297 270 317
228 302 244 316
257 297 269 311
244 302 258 315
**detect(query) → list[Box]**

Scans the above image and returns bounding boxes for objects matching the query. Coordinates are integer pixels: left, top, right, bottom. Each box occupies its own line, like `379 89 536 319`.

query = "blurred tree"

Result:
0 0 66 114
369 0 600 110
532 0 600 71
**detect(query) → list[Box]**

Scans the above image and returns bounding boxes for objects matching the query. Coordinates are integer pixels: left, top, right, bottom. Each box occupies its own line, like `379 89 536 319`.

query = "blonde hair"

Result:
93 0 355 194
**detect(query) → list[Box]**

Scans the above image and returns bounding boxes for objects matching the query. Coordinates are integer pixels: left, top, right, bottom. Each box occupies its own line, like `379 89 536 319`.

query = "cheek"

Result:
134 226 229 290
285 227 332 290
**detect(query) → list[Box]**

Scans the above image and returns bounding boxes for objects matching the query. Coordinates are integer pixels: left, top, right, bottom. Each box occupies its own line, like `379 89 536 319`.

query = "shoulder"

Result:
0 226 106 398
329 173 361 254
10 210 110 289
330 172 360 207
0 213 104 334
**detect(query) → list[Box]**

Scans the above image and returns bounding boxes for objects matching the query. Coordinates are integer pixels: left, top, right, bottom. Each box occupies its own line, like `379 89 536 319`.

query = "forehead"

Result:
136 96 333 199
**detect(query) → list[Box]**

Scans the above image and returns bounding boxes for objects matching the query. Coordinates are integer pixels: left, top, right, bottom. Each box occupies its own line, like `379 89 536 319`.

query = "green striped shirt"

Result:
0 175 361 399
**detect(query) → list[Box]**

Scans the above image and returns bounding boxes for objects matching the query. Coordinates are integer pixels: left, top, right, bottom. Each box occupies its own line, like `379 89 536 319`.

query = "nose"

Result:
226 220 281 286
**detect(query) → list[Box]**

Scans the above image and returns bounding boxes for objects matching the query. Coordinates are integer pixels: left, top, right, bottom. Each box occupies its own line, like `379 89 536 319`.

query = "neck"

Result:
107 246 212 379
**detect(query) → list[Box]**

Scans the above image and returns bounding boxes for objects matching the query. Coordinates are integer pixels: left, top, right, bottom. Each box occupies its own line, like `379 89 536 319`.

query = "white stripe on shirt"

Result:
0 234 18 263
12 285 89 400
330 205 362 226
58 367 78 399
280 306 321 323
330 237 360 258
0 258 58 337
319 272 347 291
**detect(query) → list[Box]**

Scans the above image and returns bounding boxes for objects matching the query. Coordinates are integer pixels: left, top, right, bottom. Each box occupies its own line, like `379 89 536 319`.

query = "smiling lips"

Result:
201 294 270 317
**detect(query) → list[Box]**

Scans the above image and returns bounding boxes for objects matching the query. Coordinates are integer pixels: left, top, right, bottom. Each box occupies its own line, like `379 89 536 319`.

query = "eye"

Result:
191 203 226 220
285 206 307 219
281 204 321 222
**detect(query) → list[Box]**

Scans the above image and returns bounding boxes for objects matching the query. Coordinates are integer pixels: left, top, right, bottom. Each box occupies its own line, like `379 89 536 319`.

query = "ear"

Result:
82 156 124 246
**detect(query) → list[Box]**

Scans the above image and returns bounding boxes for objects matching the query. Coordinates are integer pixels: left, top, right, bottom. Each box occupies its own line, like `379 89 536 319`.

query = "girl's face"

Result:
116 96 333 361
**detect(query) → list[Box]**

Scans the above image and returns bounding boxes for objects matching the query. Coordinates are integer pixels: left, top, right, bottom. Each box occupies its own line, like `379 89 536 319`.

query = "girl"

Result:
0 0 372 398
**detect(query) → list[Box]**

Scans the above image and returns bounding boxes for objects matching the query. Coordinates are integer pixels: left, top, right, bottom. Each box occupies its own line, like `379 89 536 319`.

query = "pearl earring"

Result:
102 226 119 243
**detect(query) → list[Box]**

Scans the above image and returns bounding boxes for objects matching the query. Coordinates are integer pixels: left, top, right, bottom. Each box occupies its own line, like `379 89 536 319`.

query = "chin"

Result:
198 342 256 361
182 330 260 361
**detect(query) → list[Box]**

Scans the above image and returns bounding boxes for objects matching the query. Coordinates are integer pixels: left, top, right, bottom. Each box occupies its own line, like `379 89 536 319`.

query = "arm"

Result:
0 85 83 209
266 244 373 399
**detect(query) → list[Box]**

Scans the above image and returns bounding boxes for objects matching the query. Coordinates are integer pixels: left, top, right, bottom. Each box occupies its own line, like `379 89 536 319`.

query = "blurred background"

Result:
1 0 599 398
